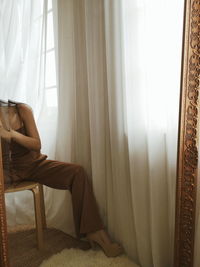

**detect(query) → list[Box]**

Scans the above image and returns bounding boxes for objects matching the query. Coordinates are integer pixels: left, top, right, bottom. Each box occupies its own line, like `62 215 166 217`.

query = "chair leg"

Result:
38 184 47 229
31 186 44 250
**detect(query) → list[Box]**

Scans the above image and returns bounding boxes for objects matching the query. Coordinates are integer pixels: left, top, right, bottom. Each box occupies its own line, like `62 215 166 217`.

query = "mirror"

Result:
1 0 198 266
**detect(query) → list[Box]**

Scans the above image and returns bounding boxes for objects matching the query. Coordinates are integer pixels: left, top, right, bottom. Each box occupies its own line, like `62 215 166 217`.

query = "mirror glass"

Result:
0 0 187 266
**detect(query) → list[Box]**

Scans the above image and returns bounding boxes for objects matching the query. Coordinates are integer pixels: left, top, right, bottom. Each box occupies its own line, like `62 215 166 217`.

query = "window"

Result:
44 0 57 107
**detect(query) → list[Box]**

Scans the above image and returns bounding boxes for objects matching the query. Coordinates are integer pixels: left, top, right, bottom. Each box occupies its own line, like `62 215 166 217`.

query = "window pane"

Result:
45 50 56 87
48 0 52 11
47 11 54 50
45 88 58 107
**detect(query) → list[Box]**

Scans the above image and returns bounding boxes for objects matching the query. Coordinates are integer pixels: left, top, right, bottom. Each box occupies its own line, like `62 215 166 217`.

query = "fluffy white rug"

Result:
40 248 139 267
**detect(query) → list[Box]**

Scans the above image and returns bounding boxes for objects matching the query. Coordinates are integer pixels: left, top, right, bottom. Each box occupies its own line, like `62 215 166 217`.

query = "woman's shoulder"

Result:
17 103 33 119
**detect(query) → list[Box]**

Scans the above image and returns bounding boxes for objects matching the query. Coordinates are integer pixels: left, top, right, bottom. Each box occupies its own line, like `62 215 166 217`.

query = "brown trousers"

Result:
15 159 104 238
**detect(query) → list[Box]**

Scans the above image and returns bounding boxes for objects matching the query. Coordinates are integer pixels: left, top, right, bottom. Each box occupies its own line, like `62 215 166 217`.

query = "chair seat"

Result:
5 181 40 193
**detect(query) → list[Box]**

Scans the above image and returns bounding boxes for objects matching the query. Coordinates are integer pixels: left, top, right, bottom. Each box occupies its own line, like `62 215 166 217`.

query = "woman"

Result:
0 100 123 257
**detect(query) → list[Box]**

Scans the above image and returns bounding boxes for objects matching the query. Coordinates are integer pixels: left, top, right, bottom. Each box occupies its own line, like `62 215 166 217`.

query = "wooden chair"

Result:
0 102 47 266
5 181 47 250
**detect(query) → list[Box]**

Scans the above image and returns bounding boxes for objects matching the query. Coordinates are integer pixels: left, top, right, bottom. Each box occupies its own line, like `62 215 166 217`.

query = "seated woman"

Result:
0 100 123 257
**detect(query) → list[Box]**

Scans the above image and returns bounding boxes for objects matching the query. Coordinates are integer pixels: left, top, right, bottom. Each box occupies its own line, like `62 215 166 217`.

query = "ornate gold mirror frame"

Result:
0 139 9 267
175 0 200 266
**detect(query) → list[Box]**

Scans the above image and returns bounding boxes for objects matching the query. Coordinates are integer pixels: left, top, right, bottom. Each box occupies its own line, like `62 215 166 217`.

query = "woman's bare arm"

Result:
0 120 11 142
10 104 41 151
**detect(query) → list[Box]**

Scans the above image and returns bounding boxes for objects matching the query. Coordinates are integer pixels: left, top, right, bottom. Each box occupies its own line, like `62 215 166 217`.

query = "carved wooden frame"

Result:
0 139 9 267
174 0 200 266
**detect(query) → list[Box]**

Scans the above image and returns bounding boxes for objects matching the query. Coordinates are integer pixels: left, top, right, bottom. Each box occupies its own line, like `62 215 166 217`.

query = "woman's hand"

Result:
11 104 41 151
0 120 11 142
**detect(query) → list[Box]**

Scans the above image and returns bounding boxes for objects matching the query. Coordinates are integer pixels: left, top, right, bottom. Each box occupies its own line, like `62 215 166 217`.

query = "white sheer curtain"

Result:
120 1 184 265
0 0 45 112
56 0 184 266
0 0 75 236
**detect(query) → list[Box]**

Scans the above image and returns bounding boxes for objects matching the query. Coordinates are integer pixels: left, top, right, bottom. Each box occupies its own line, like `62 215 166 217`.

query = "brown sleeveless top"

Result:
2 107 47 185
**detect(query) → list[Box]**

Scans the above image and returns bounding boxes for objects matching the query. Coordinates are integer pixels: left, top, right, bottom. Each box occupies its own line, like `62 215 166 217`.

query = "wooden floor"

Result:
8 227 91 267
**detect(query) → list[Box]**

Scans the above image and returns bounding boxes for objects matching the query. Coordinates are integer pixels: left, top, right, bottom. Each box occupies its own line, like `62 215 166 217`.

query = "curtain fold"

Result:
56 0 184 266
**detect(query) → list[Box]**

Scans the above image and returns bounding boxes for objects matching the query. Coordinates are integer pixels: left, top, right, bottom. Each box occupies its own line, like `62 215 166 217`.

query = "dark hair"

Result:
8 99 23 106
0 100 8 107
0 99 24 107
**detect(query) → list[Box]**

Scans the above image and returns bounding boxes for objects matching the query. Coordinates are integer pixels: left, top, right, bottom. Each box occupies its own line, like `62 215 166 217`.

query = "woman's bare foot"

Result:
86 229 123 257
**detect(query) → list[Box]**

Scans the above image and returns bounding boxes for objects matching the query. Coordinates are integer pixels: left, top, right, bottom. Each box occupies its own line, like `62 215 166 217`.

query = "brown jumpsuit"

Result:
2 126 103 238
